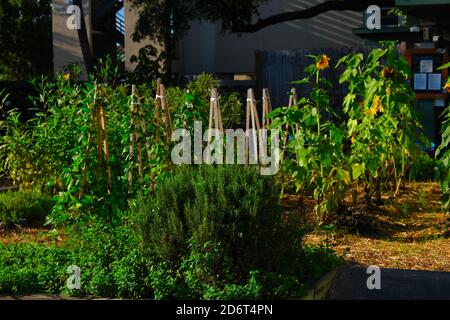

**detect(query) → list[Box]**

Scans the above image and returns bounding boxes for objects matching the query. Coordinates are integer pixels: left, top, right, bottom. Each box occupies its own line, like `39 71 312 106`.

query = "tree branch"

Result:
232 0 395 33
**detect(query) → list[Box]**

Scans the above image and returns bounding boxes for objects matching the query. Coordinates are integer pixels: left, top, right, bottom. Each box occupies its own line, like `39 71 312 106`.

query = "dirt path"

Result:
305 182 450 272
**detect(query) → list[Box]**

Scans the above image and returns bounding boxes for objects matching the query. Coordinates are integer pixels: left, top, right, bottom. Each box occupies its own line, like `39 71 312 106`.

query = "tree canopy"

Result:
0 0 53 80
131 0 395 42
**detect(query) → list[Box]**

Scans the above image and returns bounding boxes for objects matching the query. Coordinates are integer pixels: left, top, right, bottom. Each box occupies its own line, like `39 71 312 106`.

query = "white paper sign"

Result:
420 60 433 73
414 73 427 90
428 73 442 91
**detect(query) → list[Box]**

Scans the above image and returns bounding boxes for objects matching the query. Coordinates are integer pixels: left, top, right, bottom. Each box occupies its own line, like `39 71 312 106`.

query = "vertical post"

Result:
128 86 136 193
99 99 112 194
207 88 224 143
96 88 103 174
155 78 162 126
288 87 298 108
245 89 251 165
262 88 272 129
79 85 98 200
207 88 216 143
245 89 261 165
159 84 173 144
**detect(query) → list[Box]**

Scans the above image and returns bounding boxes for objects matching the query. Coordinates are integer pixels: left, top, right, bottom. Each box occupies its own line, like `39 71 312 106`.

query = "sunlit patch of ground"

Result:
0 227 65 245
298 182 450 272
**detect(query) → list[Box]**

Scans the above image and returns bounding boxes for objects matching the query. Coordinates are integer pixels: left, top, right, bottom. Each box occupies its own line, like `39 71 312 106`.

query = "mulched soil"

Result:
0 227 66 245
295 182 450 272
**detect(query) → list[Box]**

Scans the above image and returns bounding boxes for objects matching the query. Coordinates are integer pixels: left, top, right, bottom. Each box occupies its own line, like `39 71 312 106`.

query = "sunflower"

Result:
316 55 330 70
351 135 357 144
372 95 384 113
365 95 383 117
381 67 395 79
63 73 71 81
444 82 450 93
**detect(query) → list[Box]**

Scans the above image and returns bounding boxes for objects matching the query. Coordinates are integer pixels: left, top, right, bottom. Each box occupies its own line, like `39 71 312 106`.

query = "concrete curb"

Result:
303 266 340 300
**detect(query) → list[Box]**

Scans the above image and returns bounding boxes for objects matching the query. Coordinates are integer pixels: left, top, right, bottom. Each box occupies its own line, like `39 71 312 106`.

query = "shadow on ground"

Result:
327 265 450 300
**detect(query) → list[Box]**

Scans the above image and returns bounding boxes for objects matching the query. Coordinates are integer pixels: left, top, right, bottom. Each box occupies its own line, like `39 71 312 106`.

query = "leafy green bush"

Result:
127 165 327 299
0 190 53 225
0 210 339 299
0 216 153 298
61 217 153 299
133 165 303 274
409 152 442 182
0 242 70 294
146 240 309 300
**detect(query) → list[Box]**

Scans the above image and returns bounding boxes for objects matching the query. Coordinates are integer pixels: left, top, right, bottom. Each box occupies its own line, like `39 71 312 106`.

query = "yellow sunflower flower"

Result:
444 82 450 93
365 95 384 117
351 135 357 144
372 95 384 113
63 73 71 81
316 55 330 70
381 67 395 79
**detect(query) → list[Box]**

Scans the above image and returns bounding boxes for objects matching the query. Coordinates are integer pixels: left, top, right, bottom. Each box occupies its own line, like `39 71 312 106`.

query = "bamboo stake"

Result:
155 78 162 127
134 86 151 171
289 87 299 133
288 87 298 107
216 96 224 133
207 88 224 143
128 86 137 193
79 85 98 200
96 95 103 175
245 89 260 165
245 90 251 166
250 89 261 161
159 84 173 143
99 98 112 194
207 89 215 143
262 88 272 129
131 85 144 186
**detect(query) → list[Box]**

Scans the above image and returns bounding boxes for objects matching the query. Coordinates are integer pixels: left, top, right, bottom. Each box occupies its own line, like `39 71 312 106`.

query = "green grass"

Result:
0 190 53 226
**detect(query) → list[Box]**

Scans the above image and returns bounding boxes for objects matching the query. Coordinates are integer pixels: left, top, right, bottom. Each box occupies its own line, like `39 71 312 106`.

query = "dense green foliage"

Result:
0 221 339 299
409 152 442 182
0 42 435 299
339 41 424 202
437 77 450 208
133 165 302 272
0 0 52 80
269 42 426 220
0 190 53 225
269 54 348 218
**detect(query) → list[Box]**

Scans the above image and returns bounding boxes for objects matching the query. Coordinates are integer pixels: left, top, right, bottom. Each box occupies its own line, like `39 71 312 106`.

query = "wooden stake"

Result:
79 85 98 200
128 86 137 193
134 86 151 169
159 84 173 143
207 88 224 143
244 89 261 165
155 78 162 126
96 95 103 174
98 89 112 194
288 87 298 108
262 88 272 129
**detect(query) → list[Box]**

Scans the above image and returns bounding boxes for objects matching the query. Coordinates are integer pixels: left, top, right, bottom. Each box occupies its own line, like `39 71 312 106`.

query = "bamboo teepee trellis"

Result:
79 83 112 199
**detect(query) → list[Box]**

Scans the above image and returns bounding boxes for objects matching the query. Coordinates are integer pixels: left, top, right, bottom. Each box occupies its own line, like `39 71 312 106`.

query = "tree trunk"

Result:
73 0 94 76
